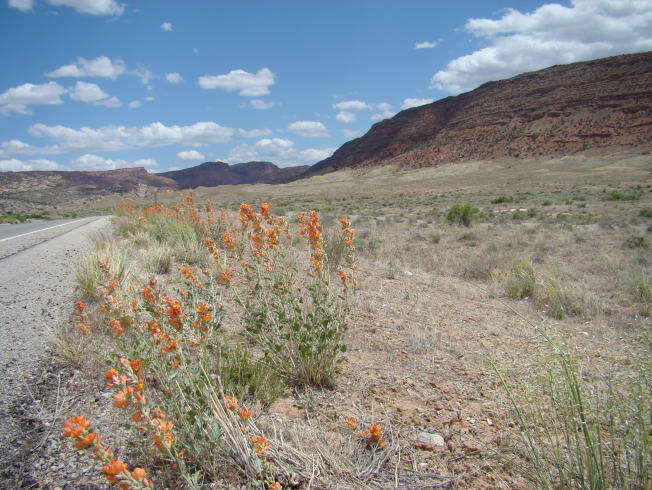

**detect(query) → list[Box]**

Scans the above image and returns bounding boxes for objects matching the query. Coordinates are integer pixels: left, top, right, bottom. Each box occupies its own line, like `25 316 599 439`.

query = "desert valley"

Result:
0 3 650 489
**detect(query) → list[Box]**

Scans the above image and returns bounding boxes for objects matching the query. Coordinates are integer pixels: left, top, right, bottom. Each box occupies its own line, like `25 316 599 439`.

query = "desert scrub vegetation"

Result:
445 203 479 226
62 192 392 488
490 306 650 489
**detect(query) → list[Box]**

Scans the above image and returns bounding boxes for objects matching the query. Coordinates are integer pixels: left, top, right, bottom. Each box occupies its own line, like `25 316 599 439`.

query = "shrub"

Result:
629 269 650 317
639 208 652 218
605 189 640 201
542 200 553 206
625 234 648 249
429 232 441 244
491 195 514 204
446 203 478 227
505 257 537 299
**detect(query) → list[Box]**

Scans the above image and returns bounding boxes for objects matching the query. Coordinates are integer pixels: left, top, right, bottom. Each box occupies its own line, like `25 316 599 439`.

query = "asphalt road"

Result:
0 216 109 484
0 217 93 242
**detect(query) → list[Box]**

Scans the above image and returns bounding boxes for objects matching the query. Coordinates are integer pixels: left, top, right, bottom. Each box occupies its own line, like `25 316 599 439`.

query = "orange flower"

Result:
268 483 282 490
346 417 356 428
113 391 128 408
361 423 385 446
251 435 269 455
129 358 141 373
220 270 232 284
131 411 142 423
62 415 90 438
105 368 118 386
224 395 237 410
101 459 128 483
75 301 85 311
260 202 270 216
238 406 251 420
74 431 98 450
222 231 236 248
131 467 147 481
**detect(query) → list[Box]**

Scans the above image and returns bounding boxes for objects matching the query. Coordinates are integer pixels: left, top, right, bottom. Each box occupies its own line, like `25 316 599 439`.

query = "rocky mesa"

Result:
307 52 652 175
158 161 309 189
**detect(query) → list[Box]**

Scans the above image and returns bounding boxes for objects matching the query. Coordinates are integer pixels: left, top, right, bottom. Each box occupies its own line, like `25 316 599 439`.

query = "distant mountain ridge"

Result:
158 161 309 188
307 51 652 176
0 166 177 194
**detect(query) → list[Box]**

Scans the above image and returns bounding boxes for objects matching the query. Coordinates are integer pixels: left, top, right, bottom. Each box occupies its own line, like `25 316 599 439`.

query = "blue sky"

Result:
0 0 650 172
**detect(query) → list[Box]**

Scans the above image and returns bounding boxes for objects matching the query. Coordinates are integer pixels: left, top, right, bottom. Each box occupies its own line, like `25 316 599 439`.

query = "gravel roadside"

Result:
0 217 109 487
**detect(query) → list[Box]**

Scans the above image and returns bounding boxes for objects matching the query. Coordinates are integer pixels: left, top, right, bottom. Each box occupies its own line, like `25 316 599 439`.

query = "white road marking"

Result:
0 217 94 242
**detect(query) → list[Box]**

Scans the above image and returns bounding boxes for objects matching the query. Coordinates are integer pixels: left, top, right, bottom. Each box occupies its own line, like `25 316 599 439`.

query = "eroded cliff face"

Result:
159 161 309 188
308 52 651 175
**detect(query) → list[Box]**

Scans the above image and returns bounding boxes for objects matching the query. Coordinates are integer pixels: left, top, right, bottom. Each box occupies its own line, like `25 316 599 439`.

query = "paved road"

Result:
0 217 94 241
0 216 109 484
0 216 101 259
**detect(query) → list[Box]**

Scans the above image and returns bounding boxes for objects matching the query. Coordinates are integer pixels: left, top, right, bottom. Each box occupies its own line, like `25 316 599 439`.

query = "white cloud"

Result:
0 158 61 171
370 102 395 120
287 121 329 138
27 121 235 153
132 66 155 85
161 22 172 31
333 100 371 111
401 97 433 109
144 96 154 101
2 139 33 154
46 56 125 79
0 81 66 114
431 0 652 94
8 0 34 12
336 111 356 123
414 40 439 49
71 154 159 171
177 150 205 162
45 0 124 16
249 99 276 110
128 100 142 109
237 128 273 138
198 67 275 97
68 81 121 107
341 129 362 138
165 72 183 84
228 138 334 166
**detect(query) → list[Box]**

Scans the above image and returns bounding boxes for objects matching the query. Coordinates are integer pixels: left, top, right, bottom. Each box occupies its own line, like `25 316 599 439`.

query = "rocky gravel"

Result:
0 217 109 488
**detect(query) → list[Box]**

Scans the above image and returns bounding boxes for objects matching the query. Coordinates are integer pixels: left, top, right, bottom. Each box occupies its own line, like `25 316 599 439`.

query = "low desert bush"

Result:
446 203 478 227
604 189 640 201
491 195 514 204
504 257 537 299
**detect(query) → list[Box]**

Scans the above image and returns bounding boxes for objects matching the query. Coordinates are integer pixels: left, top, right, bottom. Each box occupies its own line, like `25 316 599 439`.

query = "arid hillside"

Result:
308 52 651 175
159 161 309 189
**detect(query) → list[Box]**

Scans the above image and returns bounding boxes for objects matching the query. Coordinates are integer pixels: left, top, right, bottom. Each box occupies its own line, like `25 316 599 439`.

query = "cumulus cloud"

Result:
27 121 235 153
287 121 329 138
248 99 276 110
8 0 34 12
431 0 652 94
333 100 371 111
0 81 66 114
228 138 334 166
46 56 126 79
401 97 433 109
370 102 395 120
2 139 33 154
161 22 172 31
45 0 124 16
165 72 183 84
68 81 121 107
341 129 362 138
335 111 356 123
132 66 155 86
332 100 394 121
71 154 159 171
128 100 142 109
198 68 275 97
177 150 205 161
0 158 61 171
414 40 439 49
237 128 273 138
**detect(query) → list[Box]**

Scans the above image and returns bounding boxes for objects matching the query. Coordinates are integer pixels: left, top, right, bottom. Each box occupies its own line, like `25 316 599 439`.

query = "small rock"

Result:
414 431 445 451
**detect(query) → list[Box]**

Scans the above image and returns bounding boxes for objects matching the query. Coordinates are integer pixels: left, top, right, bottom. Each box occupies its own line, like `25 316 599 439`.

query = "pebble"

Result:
415 431 446 451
